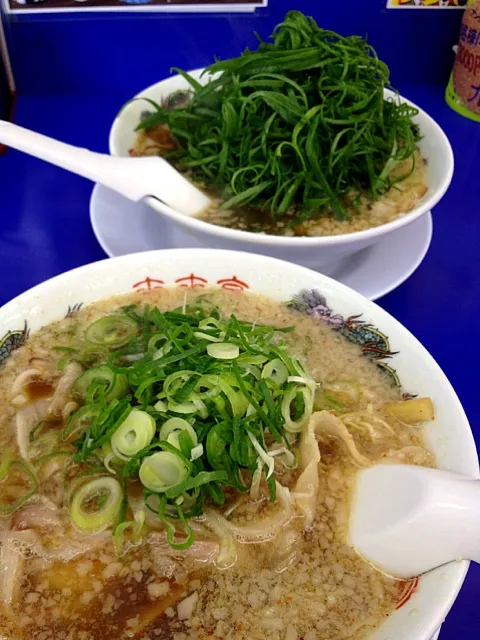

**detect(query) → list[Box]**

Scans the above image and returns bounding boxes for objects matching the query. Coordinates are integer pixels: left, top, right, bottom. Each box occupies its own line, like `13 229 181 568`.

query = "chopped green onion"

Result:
62 301 319 551
197 374 248 418
199 317 224 330
237 354 270 367
262 358 289 386
206 343 240 360
34 451 72 468
194 375 221 400
282 385 313 433
287 375 317 391
28 432 59 460
72 365 128 404
103 450 122 474
167 399 199 415
71 477 123 533
191 396 209 419
139 451 190 493
190 443 204 461
63 403 103 441
29 419 52 443
147 333 169 353
169 489 199 514
240 364 261 380
0 449 12 480
154 399 168 412
111 409 156 460
85 314 138 348
165 470 228 500
114 509 145 555
78 345 110 368
206 422 232 471
163 370 197 401
158 495 194 551
159 417 198 450
0 458 38 515
248 432 275 479
250 457 264 501
194 331 224 342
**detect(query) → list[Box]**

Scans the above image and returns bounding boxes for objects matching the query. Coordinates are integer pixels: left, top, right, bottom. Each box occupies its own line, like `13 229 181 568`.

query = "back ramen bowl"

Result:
109 70 454 273
0 249 477 640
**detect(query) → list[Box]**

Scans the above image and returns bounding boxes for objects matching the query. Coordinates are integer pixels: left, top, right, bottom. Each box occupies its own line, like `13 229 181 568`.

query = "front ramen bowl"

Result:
109 70 454 273
0 249 477 640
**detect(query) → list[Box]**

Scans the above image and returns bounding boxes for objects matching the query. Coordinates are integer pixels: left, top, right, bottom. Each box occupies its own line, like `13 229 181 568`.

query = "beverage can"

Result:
446 0 480 121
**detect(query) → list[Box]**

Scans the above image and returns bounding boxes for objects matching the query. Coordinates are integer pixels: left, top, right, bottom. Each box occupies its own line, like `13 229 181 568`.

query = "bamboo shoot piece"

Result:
384 397 434 425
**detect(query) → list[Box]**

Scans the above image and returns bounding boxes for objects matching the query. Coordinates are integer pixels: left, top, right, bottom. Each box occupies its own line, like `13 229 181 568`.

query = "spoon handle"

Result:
0 121 210 215
0 120 142 198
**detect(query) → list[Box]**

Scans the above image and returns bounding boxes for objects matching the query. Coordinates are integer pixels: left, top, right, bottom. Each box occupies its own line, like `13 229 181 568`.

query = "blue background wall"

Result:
3 0 463 97
1 4 479 640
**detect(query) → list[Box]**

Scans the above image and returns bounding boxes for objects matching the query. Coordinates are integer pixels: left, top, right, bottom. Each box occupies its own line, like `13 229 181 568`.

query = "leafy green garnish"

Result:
135 10 420 223
55 299 317 550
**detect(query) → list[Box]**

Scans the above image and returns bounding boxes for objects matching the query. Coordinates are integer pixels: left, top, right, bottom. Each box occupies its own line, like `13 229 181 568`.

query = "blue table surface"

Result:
1 84 479 638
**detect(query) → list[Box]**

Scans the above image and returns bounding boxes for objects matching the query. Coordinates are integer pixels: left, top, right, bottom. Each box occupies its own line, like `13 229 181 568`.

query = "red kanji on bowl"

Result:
216 276 249 291
133 277 165 291
175 273 208 288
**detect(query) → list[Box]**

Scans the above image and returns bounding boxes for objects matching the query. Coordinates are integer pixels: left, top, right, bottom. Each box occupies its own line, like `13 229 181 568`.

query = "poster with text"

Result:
3 0 267 15
387 0 469 7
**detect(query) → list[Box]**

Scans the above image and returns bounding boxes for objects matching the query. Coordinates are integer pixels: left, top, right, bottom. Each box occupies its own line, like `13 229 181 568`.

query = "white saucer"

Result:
90 184 433 302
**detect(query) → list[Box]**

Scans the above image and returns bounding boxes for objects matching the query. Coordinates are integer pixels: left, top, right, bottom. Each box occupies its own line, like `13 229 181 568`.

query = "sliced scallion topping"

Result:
248 432 275 479
71 477 123 533
28 432 59 460
167 399 199 415
262 358 289 386
139 451 190 493
111 409 156 460
282 384 314 433
194 331 224 342
154 399 168 412
114 509 145 556
158 495 194 551
72 365 128 404
0 455 38 515
206 343 240 360
58 299 317 550
0 449 12 480
85 314 138 348
63 403 102 441
159 417 198 451
190 443 204 461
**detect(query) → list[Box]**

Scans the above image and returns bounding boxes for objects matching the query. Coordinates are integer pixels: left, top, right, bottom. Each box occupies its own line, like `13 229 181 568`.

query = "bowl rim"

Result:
0 248 477 640
109 70 454 247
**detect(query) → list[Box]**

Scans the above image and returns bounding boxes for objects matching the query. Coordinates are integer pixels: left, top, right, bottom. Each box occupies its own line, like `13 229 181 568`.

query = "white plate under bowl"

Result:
89 184 433 302
108 69 452 273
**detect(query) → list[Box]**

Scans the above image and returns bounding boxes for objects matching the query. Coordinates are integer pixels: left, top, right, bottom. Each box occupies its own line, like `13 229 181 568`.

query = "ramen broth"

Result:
0 289 435 640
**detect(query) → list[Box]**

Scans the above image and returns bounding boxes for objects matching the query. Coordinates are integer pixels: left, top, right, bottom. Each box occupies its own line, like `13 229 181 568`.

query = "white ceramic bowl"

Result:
0 249 477 640
110 70 454 273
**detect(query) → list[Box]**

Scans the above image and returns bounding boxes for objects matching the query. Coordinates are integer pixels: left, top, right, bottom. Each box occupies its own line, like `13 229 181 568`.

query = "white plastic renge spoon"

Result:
0 120 211 216
349 464 480 579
